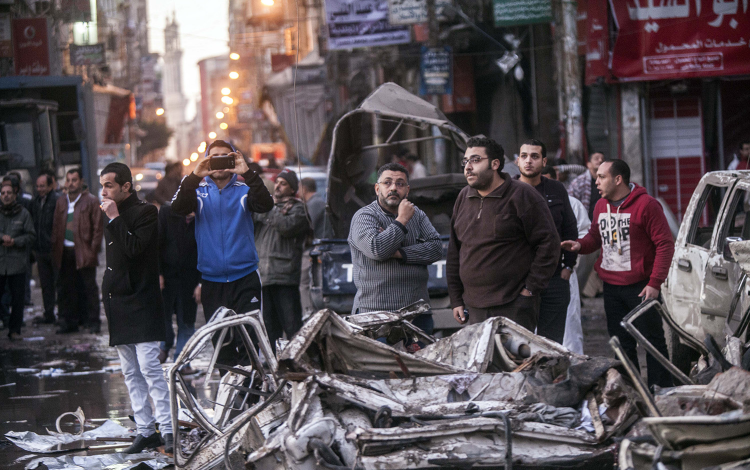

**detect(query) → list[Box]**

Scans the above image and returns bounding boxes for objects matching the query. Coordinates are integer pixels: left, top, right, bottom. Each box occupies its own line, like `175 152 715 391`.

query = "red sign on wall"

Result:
610 0 750 81
13 18 51 76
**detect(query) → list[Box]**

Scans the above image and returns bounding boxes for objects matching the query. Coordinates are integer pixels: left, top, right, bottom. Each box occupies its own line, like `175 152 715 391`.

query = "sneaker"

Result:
123 432 162 454
8 332 21 341
32 315 55 325
162 433 174 454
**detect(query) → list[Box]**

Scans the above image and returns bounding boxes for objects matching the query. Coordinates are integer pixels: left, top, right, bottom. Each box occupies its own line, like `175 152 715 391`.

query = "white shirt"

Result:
64 193 82 247
569 195 591 239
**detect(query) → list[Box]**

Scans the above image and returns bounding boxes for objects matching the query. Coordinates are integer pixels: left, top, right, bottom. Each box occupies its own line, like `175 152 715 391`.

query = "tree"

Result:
137 120 174 159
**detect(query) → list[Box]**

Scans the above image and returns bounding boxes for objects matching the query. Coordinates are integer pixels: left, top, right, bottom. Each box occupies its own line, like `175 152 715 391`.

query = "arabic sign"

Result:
324 0 410 50
420 46 452 95
13 18 51 76
70 43 105 65
610 0 750 80
493 0 552 26
0 13 11 58
387 0 451 25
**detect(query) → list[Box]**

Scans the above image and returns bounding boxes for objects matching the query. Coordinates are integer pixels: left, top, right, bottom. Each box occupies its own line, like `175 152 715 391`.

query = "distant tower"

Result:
163 12 186 161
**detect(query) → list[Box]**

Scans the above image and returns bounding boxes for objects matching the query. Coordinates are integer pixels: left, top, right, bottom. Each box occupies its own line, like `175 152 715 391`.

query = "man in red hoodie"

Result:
561 159 674 388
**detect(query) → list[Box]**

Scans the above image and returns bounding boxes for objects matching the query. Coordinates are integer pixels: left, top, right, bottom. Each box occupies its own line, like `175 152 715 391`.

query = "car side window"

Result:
687 184 725 248
718 189 750 254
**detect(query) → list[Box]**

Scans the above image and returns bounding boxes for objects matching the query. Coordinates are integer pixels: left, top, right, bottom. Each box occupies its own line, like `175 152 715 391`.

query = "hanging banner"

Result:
493 0 552 26
13 18 51 76
324 0 410 50
585 0 609 84
70 43 105 65
610 0 750 81
419 46 452 96
387 0 451 25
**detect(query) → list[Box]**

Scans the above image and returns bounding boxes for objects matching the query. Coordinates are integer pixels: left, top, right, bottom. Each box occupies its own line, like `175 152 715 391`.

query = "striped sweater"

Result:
348 200 442 313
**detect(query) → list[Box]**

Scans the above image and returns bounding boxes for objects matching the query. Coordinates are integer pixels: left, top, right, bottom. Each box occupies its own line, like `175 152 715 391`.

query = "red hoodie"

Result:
578 183 674 289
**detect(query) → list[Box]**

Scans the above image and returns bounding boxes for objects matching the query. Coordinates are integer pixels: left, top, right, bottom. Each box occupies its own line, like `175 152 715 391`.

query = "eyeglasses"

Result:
461 156 490 167
377 180 408 189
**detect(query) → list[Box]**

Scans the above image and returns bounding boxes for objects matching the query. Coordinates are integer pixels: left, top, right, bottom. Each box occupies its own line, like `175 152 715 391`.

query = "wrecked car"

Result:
661 171 750 372
168 302 648 470
309 82 470 332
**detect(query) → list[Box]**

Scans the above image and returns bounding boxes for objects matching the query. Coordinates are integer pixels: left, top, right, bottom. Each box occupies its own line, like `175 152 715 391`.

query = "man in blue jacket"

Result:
172 140 273 365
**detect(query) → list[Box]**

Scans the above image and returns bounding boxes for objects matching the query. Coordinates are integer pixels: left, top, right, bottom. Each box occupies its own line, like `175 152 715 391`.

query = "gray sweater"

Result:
348 200 442 313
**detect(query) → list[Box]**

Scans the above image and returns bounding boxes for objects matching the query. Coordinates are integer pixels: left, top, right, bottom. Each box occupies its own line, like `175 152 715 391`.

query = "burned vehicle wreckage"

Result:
166 89 750 470
170 302 644 470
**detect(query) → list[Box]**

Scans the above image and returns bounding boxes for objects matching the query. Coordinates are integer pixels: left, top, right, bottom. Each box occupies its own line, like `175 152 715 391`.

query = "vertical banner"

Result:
610 0 750 80
420 46 452 96
585 0 609 84
13 18 51 76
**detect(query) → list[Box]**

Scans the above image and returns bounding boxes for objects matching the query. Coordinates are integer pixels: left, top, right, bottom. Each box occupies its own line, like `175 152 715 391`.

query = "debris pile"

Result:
169 301 646 470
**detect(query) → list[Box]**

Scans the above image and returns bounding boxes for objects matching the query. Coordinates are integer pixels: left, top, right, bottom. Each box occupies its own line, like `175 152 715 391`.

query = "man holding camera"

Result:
172 140 274 364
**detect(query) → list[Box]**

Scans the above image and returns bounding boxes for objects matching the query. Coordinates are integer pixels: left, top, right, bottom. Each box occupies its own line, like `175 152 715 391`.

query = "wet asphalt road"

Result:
0 266 612 469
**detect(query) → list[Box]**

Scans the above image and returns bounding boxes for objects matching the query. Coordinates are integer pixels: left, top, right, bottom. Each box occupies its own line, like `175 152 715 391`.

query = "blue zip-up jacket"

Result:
171 169 273 282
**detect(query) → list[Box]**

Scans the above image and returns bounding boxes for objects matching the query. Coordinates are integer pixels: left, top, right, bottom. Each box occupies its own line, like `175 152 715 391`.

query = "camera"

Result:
209 155 235 171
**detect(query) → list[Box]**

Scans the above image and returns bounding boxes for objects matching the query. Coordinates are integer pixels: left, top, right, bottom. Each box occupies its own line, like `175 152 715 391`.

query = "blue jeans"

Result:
160 278 198 360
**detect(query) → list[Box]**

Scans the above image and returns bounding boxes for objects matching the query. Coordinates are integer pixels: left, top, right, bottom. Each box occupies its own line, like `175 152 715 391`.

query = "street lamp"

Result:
221 96 234 105
221 87 231 95
220 122 228 130
198 141 206 152
183 158 191 166
190 152 199 161
229 71 239 79
156 108 165 116
216 112 224 119
230 52 240 60
261 0 274 5
209 132 217 139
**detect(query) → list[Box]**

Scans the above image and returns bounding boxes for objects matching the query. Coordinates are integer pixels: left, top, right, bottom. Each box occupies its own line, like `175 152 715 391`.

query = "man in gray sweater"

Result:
348 163 442 338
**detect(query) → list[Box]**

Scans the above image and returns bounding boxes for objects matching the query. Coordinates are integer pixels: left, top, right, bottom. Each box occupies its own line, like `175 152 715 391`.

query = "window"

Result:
688 184 725 248
719 188 750 254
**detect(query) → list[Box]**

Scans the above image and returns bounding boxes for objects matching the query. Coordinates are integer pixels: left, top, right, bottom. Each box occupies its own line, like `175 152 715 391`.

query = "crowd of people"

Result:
0 134 685 454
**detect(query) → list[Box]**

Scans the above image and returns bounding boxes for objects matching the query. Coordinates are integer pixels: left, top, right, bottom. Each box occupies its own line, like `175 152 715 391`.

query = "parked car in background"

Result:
286 165 328 200
129 167 162 201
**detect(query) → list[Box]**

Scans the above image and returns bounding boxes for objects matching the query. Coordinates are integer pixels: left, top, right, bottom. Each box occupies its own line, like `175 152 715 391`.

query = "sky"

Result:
147 0 230 121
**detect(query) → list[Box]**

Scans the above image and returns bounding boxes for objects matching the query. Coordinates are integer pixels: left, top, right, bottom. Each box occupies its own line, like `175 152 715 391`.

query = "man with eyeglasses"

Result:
447 137 560 332
348 162 442 343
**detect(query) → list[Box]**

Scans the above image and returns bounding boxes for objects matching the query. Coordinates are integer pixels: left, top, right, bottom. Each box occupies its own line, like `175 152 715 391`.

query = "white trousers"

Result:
116 341 173 436
563 271 585 354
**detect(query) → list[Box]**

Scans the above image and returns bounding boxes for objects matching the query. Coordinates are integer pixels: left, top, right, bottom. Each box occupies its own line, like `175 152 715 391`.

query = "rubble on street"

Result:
169 301 646 470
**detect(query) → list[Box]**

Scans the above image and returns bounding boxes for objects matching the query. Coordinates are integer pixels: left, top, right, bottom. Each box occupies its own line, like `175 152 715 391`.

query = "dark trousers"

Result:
468 294 540 332
201 270 262 367
161 276 199 360
2 273 26 335
603 280 673 388
34 251 56 320
537 273 570 344
262 285 303 352
58 247 100 328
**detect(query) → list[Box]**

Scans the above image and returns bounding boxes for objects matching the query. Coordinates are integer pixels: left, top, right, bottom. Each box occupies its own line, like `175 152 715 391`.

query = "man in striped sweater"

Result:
348 163 442 338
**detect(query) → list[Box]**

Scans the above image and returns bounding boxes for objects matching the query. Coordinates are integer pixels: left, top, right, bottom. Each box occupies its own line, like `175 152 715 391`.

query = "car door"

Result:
700 180 750 344
664 174 733 340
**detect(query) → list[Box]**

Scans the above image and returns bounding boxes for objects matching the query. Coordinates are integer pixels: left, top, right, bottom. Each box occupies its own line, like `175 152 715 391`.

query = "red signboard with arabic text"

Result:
13 18 51 76
610 0 750 81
